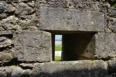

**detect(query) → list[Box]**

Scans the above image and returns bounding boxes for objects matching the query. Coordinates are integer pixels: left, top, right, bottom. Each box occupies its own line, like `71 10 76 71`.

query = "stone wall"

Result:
0 0 116 77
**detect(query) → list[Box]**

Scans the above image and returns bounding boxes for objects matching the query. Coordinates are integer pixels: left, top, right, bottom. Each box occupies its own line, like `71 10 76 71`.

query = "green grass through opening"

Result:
55 56 61 61
55 44 62 61
55 45 62 51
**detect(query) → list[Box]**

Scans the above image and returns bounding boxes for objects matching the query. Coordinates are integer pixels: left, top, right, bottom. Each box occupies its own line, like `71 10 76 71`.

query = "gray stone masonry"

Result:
108 7 116 32
39 7 105 32
0 0 115 77
95 32 116 59
36 0 112 33
32 60 108 77
37 0 108 32
13 31 52 62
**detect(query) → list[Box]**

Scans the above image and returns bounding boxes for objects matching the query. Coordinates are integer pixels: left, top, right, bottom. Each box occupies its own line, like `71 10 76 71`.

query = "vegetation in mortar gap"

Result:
109 0 116 7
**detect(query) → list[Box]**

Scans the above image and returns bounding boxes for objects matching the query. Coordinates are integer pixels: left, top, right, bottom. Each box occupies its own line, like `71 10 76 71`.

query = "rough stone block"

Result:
0 66 32 77
95 32 116 59
0 31 13 49
0 52 14 64
108 7 116 17
0 31 12 35
107 7 116 32
15 2 34 17
0 37 12 48
13 31 52 62
38 7 105 32
37 0 106 8
32 60 108 77
108 17 116 32
37 1 107 32
0 16 21 31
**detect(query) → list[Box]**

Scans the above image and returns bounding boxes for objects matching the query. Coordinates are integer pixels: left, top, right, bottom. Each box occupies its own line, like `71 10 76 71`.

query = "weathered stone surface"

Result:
0 31 13 49
13 31 52 62
108 59 116 73
0 1 16 20
0 2 5 13
107 7 116 32
19 15 38 31
32 60 108 77
19 0 31 2
0 16 21 31
27 1 35 8
0 66 32 77
15 2 35 17
0 1 38 31
38 7 105 32
20 63 34 68
95 32 116 59
0 1 15 13
108 7 116 17
0 13 7 20
4 4 15 13
108 17 116 32
0 52 14 63
0 31 12 35
0 37 12 48
0 2 8 20
37 1 107 32
37 0 106 9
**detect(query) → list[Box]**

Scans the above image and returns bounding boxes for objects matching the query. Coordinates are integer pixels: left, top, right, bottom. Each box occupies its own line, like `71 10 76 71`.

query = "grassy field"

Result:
55 44 62 61
55 44 62 51
55 56 61 61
